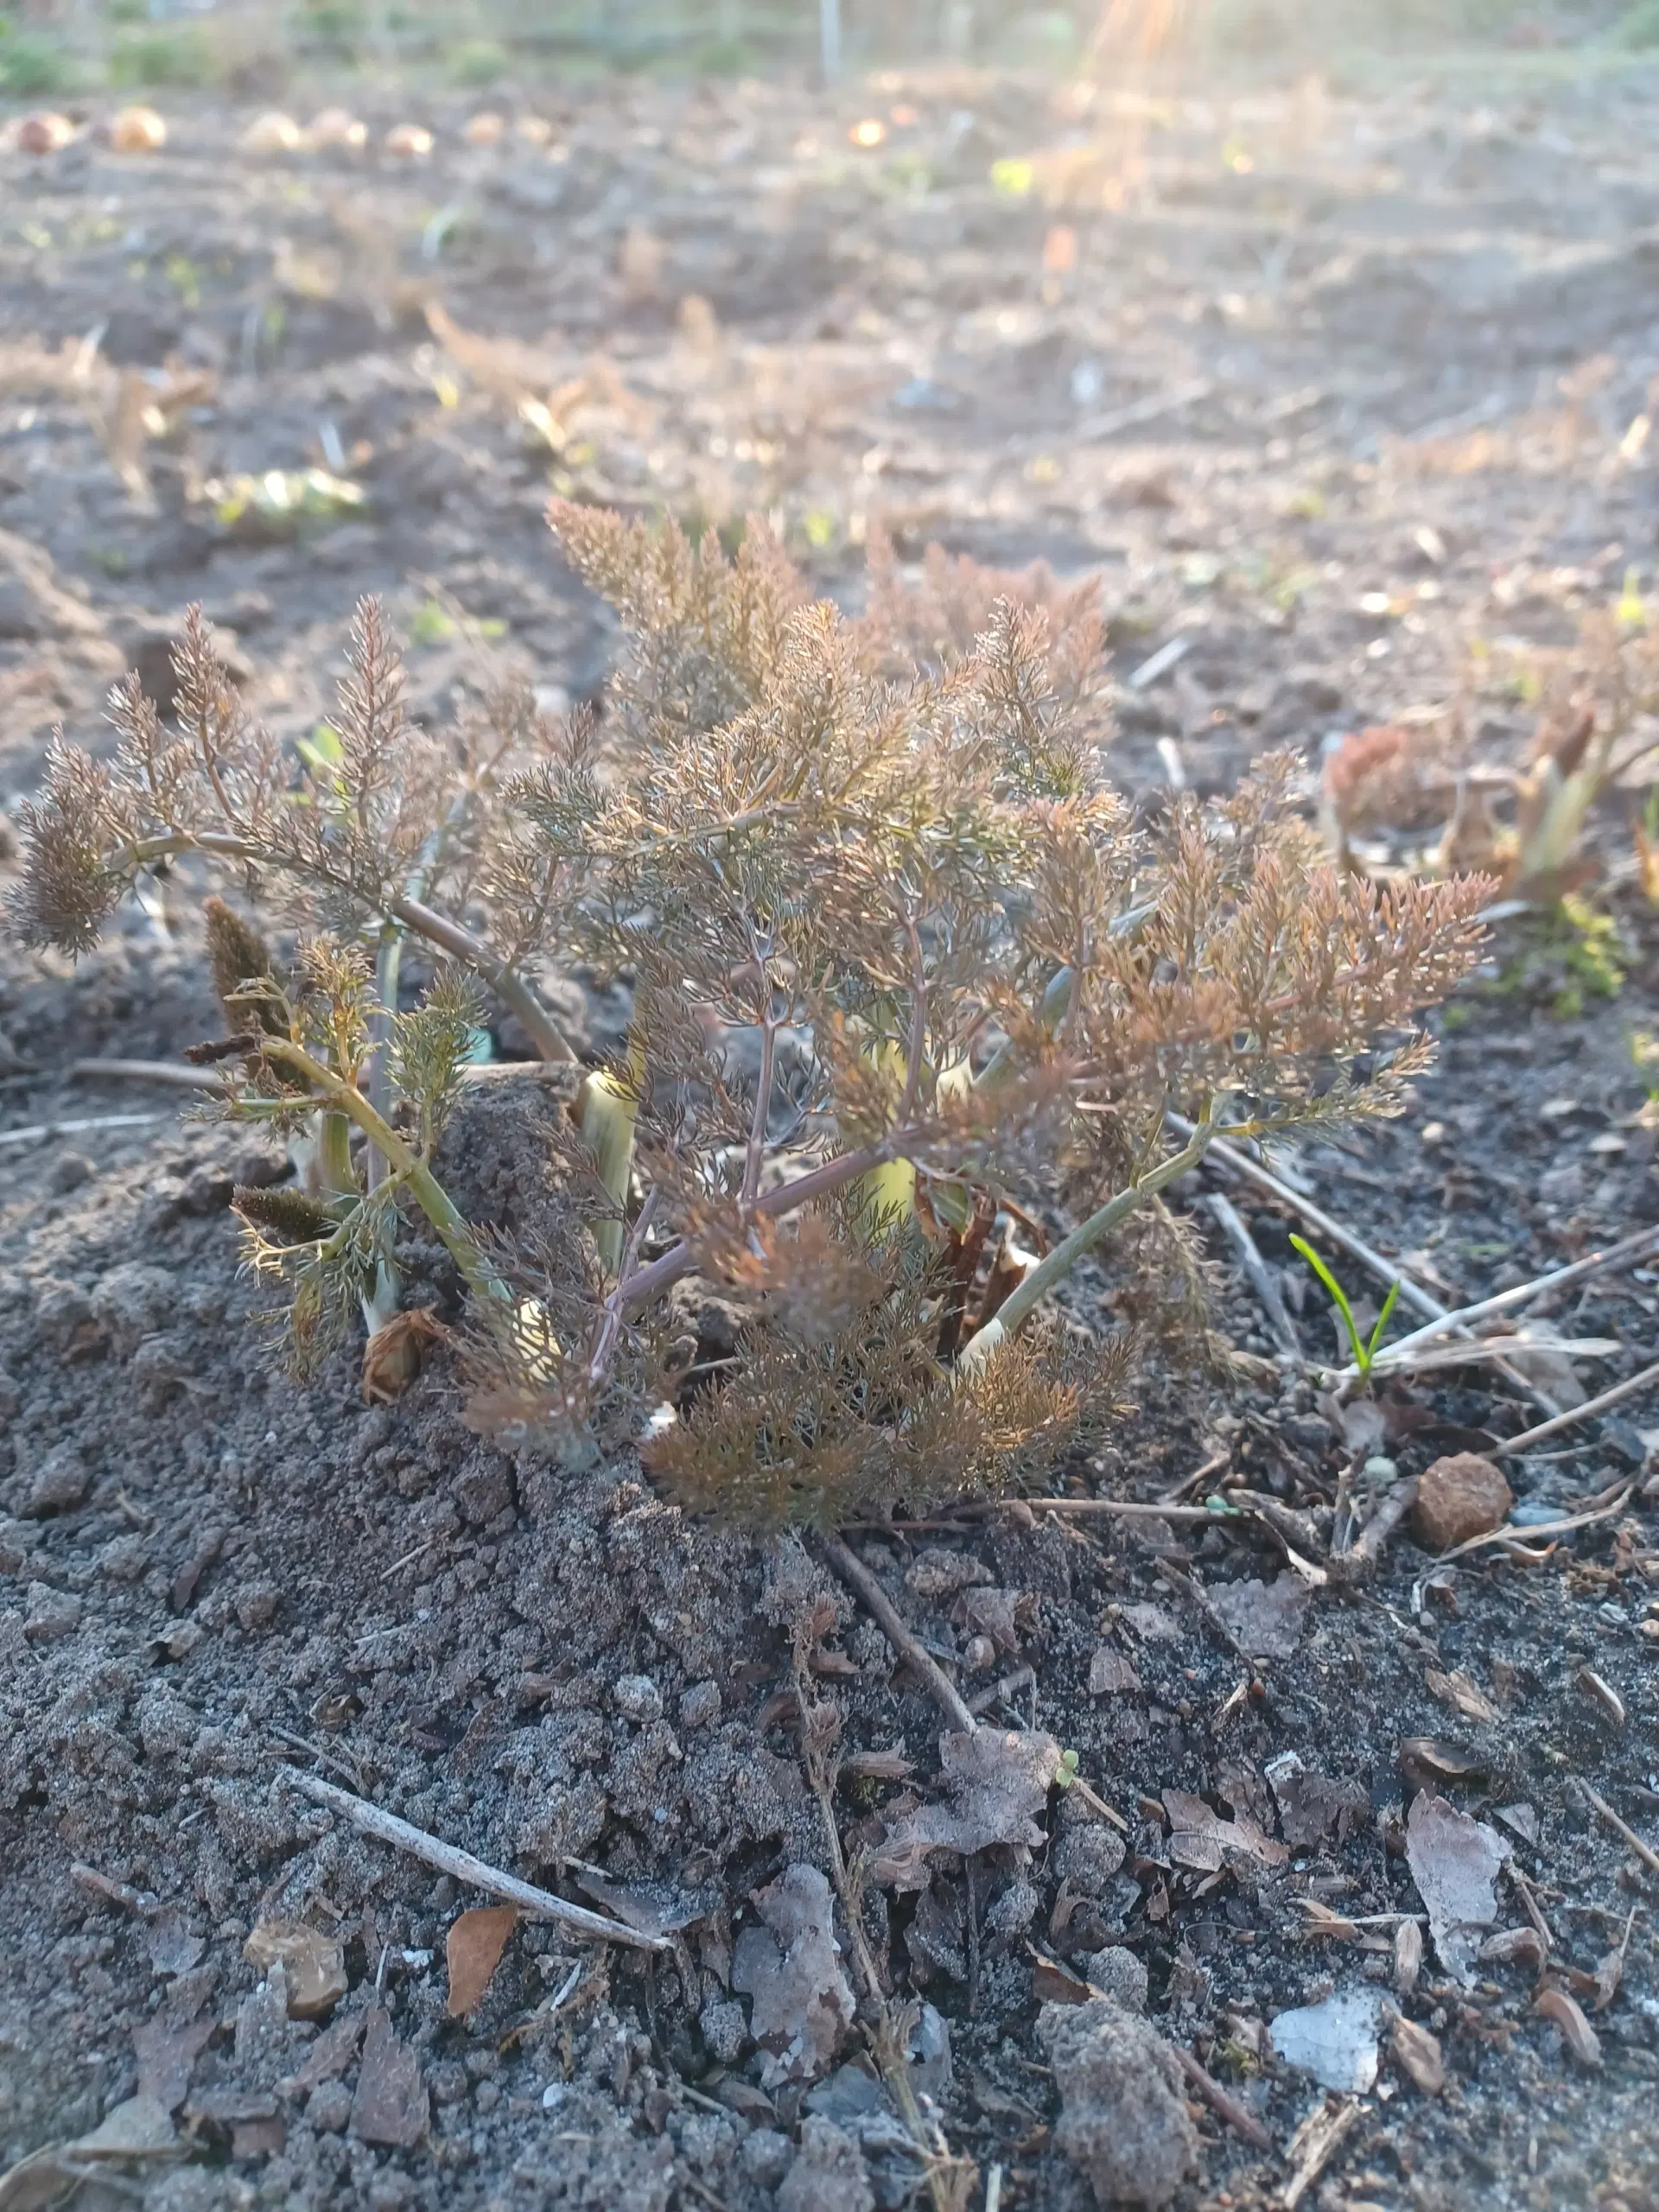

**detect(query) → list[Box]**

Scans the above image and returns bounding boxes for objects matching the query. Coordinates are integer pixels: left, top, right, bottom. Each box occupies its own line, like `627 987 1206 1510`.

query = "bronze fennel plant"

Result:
10 505 1496 1527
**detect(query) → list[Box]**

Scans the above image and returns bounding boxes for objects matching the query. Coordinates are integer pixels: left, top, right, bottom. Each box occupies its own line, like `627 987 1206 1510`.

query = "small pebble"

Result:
307 2081 352 2133
741 2129 792 2189
1077 1946 1149 2013
24 1582 82 1642
679 1680 721 1729
699 1996 747 2065
613 1674 664 1723
1411 1452 1512 1552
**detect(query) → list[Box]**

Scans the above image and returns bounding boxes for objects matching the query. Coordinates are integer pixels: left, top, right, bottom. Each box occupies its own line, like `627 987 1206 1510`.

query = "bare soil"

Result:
3 48 1659 2212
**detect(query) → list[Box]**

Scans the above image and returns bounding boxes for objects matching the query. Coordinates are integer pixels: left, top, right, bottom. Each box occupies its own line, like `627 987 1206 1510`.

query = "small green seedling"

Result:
1290 1235 1400 1381
1054 1749 1081 1790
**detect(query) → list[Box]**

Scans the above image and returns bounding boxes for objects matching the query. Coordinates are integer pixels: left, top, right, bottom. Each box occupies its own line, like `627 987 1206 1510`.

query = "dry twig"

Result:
1497 1365 1659 1458
277 1765 671 1951
1344 1224 1659 1380
1433 1485 1633 1564
1171 1112 1559 1417
1580 1781 1659 1878
1167 2044 1272 2152
1205 1190 1300 1357
820 1536 977 1732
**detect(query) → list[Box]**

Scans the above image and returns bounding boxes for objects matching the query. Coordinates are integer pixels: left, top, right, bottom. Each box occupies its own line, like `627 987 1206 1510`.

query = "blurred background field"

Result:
1 0 1657 100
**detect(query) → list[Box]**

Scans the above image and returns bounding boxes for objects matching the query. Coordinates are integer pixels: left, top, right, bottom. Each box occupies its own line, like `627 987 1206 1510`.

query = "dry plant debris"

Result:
1405 1791 1510 1986
1268 1987 1382 2094
443 1905 518 2020
730 1865 857 2089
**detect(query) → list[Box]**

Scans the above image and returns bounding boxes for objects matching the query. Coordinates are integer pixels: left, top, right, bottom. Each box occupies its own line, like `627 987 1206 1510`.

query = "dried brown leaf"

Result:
1534 1984 1603 2069
349 2008 427 2146
1389 2010 1446 2095
242 1923 347 2021
1425 1667 1501 1726
444 1906 518 2020
870 1729 1062 1891
1406 1793 1510 1985
1162 1789 1289 1874
1088 1644 1142 1696
1206 1573 1308 1660
1480 1926 1547 1971
730 1866 855 2088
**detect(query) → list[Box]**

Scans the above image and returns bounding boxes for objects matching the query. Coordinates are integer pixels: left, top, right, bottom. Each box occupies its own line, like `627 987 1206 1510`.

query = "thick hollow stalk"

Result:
957 1122 1217 1373
365 920 403 1191
316 1108 358 1199
262 1039 509 1308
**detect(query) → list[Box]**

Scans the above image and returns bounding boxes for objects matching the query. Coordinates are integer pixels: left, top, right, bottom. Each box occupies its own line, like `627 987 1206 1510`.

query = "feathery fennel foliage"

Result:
10 506 1495 1524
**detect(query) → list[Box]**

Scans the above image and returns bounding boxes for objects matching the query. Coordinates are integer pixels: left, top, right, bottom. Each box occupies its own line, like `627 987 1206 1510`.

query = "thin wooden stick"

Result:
1205 1191 1300 1357
1433 1486 1634 1565
1024 1498 1226 1522
0 1109 168 1151
70 1054 573 1090
1580 1781 1659 1879
1168 1112 1442 1323
1169 1112 1560 1419
276 1764 671 1951
1329 1476 1419 1585
1348 1224 1659 1377
820 1537 976 1732
1496 1362 1659 1458
1168 2044 1273 2153
820 1539 1130 1831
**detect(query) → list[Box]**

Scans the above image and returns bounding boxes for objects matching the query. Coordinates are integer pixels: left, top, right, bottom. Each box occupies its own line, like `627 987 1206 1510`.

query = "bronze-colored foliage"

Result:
9 501 1496 1526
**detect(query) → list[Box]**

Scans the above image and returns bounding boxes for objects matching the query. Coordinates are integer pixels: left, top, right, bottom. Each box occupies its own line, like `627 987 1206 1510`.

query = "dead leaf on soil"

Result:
145 1912 206 1978
572 1864 724 1940
1088 1643 1142 1696
444 1905 518 2019
1399 1738 1485 1792
243 1921 348 2020
1118 1600 1180 1642
952 1585 1031 1655
842 1748 913 1783
1406 1792 1510 1985
349 2007 427 2148
1480 1926 1547 1970
1163 1788 1289 1874
1268 1988 1382 2093
731 1865 856 2088
1496 1802 1540 1846
1534 1984 1603 2069
1592 1911 1637 2012
133 2010 214 2111
1425 1667 1501 1726
1207 1573 1309 1660
1394 1920 1424 1995
870 1729 1062 1891
0 2094 181 2212
1264 1752 1370 1847
70 2097 177 2158
1293 1898 1360 1942
1029 1948 1094 2006
1388 2010 1445 2094
279 2009 364 2097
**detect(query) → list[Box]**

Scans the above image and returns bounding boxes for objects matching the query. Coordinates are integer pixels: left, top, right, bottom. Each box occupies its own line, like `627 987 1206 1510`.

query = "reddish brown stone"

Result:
1411 1453 1513 1552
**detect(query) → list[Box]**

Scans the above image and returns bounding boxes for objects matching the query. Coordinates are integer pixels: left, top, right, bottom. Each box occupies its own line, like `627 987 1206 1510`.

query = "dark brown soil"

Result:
4 47 1659 2212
